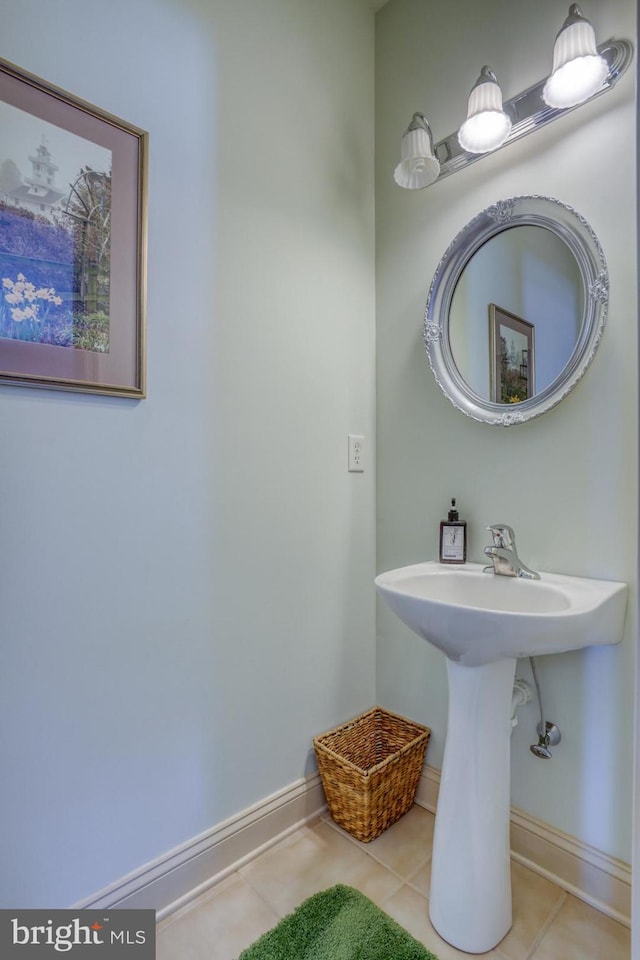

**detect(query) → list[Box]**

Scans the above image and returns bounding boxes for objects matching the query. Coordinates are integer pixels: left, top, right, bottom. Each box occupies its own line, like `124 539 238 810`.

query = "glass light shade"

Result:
394 115 440 189
458 67 512 154
542 5 608 108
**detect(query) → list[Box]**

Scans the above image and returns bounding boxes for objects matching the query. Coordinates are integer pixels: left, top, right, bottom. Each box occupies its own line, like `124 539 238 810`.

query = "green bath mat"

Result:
237 884 439 960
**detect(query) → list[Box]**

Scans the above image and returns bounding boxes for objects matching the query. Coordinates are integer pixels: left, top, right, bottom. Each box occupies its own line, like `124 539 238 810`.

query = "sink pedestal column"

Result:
429 657 517 954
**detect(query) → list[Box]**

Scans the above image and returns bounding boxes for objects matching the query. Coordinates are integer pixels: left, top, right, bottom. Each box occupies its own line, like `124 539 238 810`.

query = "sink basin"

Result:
375 559 628 953
375 561 627 666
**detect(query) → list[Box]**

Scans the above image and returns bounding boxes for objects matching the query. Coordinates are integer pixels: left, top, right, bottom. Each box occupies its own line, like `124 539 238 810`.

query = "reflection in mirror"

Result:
449 226 584 403
488 304 535 404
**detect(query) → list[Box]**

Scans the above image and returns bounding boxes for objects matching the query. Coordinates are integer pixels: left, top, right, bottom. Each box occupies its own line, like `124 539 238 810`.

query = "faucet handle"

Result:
486 524 515 549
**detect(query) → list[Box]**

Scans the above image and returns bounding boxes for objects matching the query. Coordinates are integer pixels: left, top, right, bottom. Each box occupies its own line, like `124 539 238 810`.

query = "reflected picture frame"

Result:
0 57 147 397
489 303 535 405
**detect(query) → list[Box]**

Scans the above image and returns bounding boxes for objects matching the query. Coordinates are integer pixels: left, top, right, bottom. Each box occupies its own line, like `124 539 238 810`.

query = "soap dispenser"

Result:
439 498 467 564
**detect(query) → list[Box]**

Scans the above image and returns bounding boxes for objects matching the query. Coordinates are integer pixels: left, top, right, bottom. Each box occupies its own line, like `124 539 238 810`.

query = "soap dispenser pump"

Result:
439 498 467 564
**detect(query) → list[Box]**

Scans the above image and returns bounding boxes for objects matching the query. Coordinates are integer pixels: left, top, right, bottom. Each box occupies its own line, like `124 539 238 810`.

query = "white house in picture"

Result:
7 137 65 218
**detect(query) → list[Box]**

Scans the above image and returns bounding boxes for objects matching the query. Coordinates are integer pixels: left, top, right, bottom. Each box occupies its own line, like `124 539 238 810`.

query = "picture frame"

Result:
0 57 147 397
489 303 535 405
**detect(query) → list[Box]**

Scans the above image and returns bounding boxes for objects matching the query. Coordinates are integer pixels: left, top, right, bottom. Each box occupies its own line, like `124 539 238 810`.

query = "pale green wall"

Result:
0 0 376 907
1 0 636 913
376 0 637 862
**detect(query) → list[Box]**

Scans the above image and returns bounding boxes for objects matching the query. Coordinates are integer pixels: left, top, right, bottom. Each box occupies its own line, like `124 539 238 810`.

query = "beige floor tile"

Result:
401 857 566 958
382 883 504 960
407 853 432 896
156 871 242 932
155 810 627 960
327 804 435 879
531 894 630 960
240 819 403 916
496 861 566 960
156 872 278 960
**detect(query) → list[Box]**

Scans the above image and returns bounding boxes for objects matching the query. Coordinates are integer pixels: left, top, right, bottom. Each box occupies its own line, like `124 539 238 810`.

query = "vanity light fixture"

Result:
393 113 440 188
457 67 512 154
394 4 632 188
542 4 609 108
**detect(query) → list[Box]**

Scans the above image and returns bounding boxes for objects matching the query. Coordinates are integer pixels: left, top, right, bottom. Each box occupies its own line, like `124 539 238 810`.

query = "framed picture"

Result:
0 57 147 397
489 303 535 404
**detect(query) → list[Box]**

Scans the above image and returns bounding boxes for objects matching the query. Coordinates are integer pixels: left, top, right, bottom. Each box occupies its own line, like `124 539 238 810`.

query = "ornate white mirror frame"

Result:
424 195 608 426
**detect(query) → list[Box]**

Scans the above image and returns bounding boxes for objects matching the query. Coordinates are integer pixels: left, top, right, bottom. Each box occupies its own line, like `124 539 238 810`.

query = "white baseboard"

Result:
414 761 440 812
415 763 631 926
74 763 630 928
73 774 326 920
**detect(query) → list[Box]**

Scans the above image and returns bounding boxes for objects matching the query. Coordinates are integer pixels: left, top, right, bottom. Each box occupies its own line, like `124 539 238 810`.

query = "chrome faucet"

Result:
483 524 540 580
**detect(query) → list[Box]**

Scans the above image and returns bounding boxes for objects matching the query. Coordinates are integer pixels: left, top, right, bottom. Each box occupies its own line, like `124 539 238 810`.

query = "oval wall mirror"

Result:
424 196 609 426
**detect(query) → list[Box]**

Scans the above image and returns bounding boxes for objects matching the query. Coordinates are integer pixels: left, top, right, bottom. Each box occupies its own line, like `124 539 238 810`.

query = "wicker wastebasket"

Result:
313 707 430 842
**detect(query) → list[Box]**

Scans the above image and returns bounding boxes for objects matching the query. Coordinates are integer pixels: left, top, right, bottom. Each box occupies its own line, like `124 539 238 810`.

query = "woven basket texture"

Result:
313 707 430 842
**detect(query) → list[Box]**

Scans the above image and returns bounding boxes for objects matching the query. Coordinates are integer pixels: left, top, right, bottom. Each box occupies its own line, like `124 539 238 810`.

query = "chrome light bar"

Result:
431 38 633 183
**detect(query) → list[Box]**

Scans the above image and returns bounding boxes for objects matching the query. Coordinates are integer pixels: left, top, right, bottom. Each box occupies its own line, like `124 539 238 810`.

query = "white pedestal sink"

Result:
375 561 627 954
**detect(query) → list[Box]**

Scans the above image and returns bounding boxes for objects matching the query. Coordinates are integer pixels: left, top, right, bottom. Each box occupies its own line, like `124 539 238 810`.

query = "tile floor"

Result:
156 805 630 960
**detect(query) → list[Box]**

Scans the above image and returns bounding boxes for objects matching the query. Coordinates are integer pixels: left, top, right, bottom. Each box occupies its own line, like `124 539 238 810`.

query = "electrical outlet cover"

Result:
348 434 364 472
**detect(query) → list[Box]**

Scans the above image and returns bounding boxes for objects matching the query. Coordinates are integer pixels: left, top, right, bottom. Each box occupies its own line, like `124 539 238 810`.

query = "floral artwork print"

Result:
0 55 146 397
2 273 62 334
0 100 112 354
